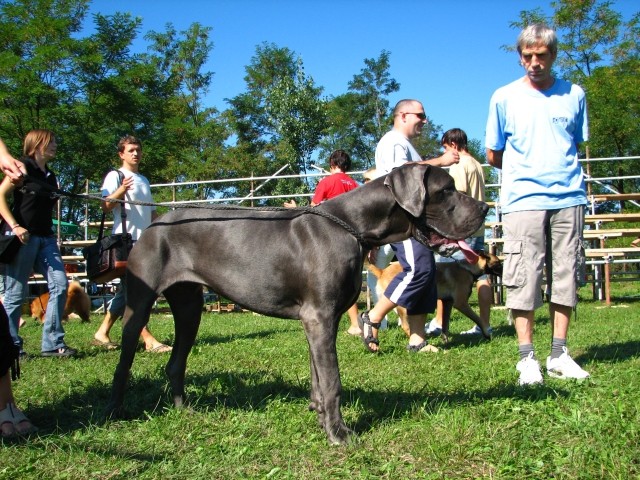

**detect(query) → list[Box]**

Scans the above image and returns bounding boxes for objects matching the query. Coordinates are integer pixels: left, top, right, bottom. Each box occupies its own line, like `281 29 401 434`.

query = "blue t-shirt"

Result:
485 78 589 213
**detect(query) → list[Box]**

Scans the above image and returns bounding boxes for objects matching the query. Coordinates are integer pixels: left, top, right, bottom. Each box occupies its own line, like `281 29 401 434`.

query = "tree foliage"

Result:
224 43 326 203
319 50 399 170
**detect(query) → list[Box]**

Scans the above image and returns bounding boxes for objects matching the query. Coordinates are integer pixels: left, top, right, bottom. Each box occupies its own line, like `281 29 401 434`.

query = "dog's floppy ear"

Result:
384 163 428 217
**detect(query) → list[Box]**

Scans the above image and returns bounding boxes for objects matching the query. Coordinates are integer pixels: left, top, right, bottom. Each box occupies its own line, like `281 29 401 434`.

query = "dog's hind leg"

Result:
301 311 353 445
164 282 204 409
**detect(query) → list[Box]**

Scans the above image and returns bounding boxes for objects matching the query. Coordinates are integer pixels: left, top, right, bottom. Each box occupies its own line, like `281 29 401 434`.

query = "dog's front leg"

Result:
441 299 454 344
302 315 353 445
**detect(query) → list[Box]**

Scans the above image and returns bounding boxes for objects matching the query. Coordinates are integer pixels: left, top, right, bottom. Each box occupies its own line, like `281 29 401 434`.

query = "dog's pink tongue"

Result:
458 240 479 264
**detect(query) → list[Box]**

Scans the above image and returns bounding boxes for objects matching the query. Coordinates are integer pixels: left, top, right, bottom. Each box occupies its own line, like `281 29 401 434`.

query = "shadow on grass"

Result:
27 364 570 441
580 340 640 363
195 327 297 346
348 382 567 435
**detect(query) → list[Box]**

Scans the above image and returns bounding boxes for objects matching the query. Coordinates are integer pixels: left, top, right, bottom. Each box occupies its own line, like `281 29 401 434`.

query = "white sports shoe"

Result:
516 352 544 386
425 318 442 336
460 325 494 336
546 347 590 380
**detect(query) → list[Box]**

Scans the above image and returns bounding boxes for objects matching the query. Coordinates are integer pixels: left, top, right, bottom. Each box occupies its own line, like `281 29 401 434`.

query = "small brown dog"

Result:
30 280 91 323
368 251 502 343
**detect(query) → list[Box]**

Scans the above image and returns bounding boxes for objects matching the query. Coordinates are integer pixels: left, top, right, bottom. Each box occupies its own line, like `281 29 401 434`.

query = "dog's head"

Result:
477 251 503 277
385 163 489 256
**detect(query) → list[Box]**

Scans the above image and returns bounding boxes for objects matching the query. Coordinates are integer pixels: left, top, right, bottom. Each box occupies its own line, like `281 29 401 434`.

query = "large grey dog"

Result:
106 162 488 445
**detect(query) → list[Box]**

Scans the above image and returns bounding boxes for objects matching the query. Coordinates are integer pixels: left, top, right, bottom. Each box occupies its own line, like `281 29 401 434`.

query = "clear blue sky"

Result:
87 0 637 145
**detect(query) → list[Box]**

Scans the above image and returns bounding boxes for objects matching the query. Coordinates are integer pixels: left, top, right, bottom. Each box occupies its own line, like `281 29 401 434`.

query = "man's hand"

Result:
0 145 26 184
419 149 460 167
437 149 460 166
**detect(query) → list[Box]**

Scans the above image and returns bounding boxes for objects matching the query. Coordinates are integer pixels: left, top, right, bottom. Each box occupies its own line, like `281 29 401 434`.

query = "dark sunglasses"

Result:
403 112 426 120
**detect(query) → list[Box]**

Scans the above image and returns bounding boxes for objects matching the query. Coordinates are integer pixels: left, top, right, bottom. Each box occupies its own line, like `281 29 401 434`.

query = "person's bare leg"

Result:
142 325 172 352
364 295 396 352
406 313 428 347
346 303 361 335
549 302 571 340
94 311 118 344
513 309 535 345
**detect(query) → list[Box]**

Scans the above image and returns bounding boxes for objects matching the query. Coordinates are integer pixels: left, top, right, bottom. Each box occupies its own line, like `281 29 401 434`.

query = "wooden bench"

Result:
583 228 640 239
585 213 640 222
589 193 640 202
84 220 114 228
61 240 96 248
485 217 617 229
585 247 640 258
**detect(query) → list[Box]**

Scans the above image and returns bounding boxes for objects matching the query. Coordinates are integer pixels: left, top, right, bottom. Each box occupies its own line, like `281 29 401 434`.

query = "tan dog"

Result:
368 251 502 343
30 280 91 323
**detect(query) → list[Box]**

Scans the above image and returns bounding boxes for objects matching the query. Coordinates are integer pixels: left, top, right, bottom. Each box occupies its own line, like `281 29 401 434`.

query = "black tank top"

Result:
12 156 59 236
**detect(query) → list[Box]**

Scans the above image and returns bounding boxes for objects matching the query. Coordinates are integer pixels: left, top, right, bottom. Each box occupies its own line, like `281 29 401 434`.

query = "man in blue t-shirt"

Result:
485 24 590 385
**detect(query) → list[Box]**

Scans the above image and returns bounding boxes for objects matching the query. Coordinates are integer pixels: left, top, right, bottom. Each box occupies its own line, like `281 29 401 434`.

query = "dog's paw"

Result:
326 423 355 446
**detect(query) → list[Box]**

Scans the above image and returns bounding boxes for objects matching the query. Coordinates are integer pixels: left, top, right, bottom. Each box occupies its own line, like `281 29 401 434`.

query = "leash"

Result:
19 174 372 249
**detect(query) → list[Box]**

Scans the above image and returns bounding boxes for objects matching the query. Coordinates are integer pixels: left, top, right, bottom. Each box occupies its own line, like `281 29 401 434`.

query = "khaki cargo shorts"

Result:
502 206 585 311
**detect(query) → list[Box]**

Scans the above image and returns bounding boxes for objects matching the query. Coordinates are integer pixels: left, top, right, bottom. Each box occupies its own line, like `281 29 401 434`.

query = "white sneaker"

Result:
516 352 543 386
425 318 442 336
546 347 590 380
460 325 494 336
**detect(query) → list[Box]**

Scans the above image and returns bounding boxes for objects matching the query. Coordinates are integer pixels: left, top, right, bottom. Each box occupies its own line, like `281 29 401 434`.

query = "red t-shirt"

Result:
312 172 358 204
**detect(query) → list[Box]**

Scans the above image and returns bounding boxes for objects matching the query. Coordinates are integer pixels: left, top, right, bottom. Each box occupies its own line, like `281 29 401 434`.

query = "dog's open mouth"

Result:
415 230 479 264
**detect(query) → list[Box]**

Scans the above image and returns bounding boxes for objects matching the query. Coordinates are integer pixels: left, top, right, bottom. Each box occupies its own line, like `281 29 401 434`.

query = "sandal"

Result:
406 341 439 353
146 344 172 354
9 404 38 436
358 311 381 353
0 403 38 438
0 405 15 439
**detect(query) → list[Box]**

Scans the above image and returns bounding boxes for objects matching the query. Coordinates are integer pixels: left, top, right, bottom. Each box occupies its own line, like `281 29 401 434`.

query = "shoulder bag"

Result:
83 171 134 283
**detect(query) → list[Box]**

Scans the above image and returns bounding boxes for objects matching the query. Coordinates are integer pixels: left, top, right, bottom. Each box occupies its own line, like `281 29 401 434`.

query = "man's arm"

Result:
0 138 26 182
419 149 460 167
101 174 133 213
486 149 503 169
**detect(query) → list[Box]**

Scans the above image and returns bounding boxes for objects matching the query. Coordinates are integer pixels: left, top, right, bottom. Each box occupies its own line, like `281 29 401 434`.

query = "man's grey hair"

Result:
517 24 558 56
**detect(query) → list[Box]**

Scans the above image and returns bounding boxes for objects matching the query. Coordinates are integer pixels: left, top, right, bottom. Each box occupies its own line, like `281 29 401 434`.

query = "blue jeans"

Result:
4 235 68 352
107 277 126 318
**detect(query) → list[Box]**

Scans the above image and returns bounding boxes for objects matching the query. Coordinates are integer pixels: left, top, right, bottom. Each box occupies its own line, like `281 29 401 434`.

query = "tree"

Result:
412 117 443 161
145 22 229 203
319 50 400 170
0 0 232 222
225 43 326 204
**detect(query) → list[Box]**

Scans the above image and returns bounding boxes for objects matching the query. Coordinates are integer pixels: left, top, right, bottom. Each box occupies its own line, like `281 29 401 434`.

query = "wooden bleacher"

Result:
484 192 640 305
589 193 640 202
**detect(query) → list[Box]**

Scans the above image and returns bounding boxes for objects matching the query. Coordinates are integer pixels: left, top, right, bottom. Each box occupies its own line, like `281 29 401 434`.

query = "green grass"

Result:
1 286 639 479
